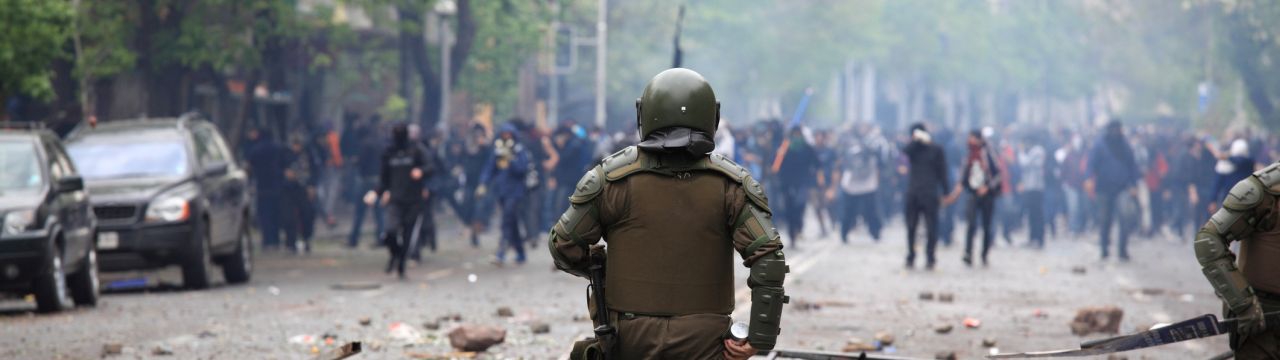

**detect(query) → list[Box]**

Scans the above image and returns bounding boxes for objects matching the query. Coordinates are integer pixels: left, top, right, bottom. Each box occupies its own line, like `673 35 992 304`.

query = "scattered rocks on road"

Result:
358 317 373 326
934 323 954 334
938 293 955 303
792 299 822 311
423 320 441 330
448 324 507 352
495 307 514 317
102 343 124 357
1071 266 1087 275
934 351 958 360
963 317 982 329
529 321 551 334
1070 306 1124 336
151 345 173 356
919 292 935 301
982 337 998 348
873 331 895 346
842 338 878 352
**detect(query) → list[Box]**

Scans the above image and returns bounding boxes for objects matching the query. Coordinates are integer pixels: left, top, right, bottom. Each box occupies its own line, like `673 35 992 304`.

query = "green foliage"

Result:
457 0 548 117
72 0 135 81
0 0 72 101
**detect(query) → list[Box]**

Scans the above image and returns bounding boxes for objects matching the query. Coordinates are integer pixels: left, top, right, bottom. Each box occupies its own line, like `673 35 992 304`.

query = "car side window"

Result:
50 143 78 177
205 127 233 165
193 126 225 167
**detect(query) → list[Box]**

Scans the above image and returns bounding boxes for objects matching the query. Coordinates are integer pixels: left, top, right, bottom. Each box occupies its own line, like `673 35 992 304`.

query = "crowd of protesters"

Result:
237 111 1279 275
727 117 1279 269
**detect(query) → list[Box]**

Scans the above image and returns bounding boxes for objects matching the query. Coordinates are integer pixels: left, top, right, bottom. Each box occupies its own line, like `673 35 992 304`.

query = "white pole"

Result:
440 21 452 133
594 0 607 127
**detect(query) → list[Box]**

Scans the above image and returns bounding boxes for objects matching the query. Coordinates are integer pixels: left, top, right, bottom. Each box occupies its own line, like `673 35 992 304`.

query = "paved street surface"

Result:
1 214 1230 360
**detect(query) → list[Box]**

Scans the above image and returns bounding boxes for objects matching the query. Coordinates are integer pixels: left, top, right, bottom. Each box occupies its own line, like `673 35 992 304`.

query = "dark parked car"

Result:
0 125 99 312
66 114 252 289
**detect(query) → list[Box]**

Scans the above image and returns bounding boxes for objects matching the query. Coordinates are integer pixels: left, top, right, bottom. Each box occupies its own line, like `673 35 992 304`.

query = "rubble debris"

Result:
423 321 441 330
288 334 316 345
792 299 822 311
982 337 998 347
1070 306 1125 336
1071 266 1087 275
495 307 514 317
934 351 958 360
447 324 507 352
1033 309 1048 318
358 317 373 326
934 323 954 334
321 333 338 346
1139 288 1164 296
842 338 878 352
330 282 382 291
197 330 216 339
918 292 935 301
873 331 895 346
938 293 955 303
963 317 982 329
388 322 424 343
439 313 463 322
102 343 123 356
151 345 173 356
530 321 551 334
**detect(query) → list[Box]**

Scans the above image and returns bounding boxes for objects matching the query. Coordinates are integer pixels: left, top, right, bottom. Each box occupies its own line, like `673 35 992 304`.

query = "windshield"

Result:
68 134 189 180
0 140 45 193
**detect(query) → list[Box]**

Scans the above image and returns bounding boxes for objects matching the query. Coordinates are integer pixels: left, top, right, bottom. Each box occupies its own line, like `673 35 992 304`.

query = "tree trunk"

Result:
1227 12 1278 127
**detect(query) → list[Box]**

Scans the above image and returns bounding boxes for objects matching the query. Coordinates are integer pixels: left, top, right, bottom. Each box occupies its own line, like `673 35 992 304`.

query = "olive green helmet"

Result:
636 68 720 138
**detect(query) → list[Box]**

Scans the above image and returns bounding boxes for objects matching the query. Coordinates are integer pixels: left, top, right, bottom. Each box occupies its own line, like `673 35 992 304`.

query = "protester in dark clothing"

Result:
1177 137 1217 236
408 124 440 261
1085 120 1142 261
282 137 320 254
901 123 949 269
478 124 531 265
463 124 494 247
775 127 820 249
369 123 429 279
243 128 288 251
946 130 1002 266
348 122 387 248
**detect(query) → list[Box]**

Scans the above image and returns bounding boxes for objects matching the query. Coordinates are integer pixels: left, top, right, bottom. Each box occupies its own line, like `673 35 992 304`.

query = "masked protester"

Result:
902 123 949 270
477 124 532 265
946 130 1003 266
549 69 787 359
365 123 428 279
1084 120 1141 261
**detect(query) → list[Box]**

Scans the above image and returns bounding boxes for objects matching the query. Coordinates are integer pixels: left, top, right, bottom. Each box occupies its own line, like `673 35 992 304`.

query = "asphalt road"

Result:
0 213 1230 360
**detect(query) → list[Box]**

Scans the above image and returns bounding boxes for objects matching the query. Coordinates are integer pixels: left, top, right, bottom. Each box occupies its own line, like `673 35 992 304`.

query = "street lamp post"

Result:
435 0 457 134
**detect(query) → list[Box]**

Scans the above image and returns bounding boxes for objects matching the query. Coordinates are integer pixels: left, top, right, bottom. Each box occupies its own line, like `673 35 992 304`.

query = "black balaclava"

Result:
392 123 409 149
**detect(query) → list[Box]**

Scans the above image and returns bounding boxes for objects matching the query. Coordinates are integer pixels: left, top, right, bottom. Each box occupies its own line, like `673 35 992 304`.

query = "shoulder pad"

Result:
706 153 750 183
1255 162 1280 194
602 146 644 181
569 166 605 204
1223 177 1264 211
743 175 770 211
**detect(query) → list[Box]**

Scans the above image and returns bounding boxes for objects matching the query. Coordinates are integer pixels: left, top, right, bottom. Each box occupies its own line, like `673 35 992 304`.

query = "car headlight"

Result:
145 197 189 223
3 209 37 235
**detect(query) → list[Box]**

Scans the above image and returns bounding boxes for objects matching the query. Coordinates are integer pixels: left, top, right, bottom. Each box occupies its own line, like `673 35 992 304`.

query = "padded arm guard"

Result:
1195 175 1269 313
1195 228 1254 312
748 250 789 351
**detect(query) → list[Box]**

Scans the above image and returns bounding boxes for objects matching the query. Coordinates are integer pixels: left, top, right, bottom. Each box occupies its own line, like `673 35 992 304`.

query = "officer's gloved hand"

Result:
1235 297 1268 340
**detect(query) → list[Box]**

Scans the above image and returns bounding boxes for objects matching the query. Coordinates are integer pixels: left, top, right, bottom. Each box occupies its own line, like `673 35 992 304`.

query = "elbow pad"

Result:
748 250 789 350
1194 228 1254 312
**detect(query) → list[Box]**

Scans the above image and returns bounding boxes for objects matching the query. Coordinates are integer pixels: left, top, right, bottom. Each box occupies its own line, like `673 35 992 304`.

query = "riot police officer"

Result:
549 68 789 359
1195 161 1280 357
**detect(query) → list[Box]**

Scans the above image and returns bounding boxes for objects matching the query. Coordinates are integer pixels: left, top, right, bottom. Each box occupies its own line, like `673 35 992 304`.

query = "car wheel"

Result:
221 225 252 284
68 246 100 306
181 225 214 290
34 242 73 313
